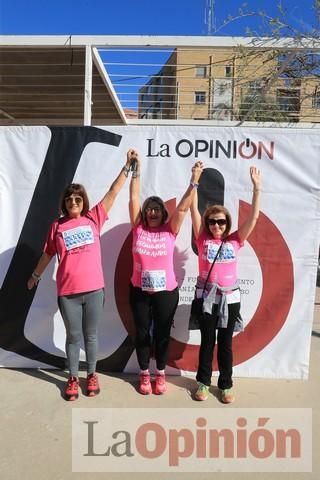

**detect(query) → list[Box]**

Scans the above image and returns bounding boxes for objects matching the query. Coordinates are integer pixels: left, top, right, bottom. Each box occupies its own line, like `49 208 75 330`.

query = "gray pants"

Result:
58 288 105 376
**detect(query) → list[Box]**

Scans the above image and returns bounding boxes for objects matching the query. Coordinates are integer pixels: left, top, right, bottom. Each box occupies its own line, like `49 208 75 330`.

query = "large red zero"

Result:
114 199 294 372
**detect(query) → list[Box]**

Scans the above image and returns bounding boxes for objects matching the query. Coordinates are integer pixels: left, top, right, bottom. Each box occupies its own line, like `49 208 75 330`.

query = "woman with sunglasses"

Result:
128 150 203 395
27 151 134 401
191 166 261 403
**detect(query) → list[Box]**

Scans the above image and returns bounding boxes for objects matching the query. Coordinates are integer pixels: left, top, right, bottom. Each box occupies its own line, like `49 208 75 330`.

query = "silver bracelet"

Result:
132 170 140 178
122 165 130 177
190 181 199 188
32 272 41 282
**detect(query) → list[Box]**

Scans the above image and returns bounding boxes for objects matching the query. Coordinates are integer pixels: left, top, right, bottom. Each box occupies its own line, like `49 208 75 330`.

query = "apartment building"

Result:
138 46 320 123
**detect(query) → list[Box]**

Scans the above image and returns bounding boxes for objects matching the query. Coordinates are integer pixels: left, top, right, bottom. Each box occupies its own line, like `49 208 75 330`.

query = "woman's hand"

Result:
250 166 261 191
170 161 204 235
27 276 38 290
126 148 140 170
191 161 204 184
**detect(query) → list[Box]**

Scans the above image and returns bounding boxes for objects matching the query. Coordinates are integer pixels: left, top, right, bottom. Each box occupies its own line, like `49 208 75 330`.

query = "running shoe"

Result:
220 388 235 404
194 382 209 401
139 372 152 395
86 373 100 397
65 376 79 401
154 373 167 395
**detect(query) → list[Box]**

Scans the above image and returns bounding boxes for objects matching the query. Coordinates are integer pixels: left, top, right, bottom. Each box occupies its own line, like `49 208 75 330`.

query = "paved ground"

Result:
1 287 319 480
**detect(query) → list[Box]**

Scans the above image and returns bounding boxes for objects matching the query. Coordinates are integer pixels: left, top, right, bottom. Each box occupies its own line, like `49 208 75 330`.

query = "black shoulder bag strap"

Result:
198 240 225 299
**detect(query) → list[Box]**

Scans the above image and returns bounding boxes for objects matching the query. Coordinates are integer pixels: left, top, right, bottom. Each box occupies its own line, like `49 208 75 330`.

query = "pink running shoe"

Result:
139 372 152 395
65 376 79 401
86 373 100 397
154 373 167 395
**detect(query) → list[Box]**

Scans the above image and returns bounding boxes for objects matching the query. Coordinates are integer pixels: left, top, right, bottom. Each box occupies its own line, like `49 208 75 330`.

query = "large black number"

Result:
191 168 225 255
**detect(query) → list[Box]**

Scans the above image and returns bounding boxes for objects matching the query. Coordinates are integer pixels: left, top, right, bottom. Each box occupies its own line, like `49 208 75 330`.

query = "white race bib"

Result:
62 225 94 251
207 242 220 263
141 270 166 292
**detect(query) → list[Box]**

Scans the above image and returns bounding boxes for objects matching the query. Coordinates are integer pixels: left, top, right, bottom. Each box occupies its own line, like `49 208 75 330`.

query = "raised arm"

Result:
27 252 53 289
237 166 261 243
170 161 204 235
190 184 202 240
128 149 141 227
101 149 134 214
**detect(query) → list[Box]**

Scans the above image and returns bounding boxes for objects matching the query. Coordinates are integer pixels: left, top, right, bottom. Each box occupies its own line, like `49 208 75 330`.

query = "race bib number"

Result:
62 225 94 251
207 242 220 262
207 242 235 263
141 270 166 292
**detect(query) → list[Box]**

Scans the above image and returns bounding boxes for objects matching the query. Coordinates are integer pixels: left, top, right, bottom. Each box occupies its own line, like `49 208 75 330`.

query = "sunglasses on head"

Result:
207 218 227 226
65 195 83 204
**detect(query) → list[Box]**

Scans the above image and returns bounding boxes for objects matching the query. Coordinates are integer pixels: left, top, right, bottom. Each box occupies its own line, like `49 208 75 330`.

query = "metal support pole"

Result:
84 45 93 126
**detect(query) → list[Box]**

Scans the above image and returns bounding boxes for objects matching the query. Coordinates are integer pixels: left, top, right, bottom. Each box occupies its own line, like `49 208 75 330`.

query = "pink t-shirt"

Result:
196 230 243 288
44 202 108 296
131 222 178 292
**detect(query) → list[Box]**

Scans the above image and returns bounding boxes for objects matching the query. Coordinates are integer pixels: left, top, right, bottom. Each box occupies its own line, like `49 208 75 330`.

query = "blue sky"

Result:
0 0 317 36
1 0 317 112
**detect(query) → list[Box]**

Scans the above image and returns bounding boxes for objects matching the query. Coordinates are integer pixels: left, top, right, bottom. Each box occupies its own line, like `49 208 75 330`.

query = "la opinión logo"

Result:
72 408 311 472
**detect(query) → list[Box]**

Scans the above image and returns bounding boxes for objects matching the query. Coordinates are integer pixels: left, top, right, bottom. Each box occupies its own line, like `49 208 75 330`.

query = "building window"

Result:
277 89 300 113
195 65 207 78
195 91 206 104
225 65 233 77
283 78 301 87
248 80 264 95
312 90 320 109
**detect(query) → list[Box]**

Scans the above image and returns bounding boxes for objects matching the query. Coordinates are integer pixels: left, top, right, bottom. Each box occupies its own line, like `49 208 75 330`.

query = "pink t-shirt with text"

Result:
131 222 178 292
44 202 108 296
196 230 243 288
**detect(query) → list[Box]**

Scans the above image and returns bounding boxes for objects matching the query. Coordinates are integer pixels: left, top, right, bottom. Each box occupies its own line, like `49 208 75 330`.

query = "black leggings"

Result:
196 302 240 390
129 284 179 370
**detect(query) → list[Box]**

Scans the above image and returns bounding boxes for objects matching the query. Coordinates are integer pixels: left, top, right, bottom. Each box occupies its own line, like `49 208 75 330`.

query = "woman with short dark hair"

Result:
27 151 134 401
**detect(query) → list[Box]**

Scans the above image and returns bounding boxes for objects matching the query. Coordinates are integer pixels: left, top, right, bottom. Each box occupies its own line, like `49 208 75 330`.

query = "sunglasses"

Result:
65 195 83 204
146 206 161 213
207 218 227 226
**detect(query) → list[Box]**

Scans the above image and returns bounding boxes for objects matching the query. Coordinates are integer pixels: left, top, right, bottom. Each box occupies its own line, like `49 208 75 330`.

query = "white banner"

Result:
0 125 319 378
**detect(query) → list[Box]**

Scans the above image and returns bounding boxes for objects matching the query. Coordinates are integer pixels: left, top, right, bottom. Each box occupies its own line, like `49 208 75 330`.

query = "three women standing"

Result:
27 146 260 403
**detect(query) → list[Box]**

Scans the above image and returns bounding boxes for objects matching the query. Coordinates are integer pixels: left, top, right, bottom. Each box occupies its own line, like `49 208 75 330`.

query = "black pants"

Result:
196 302 240 390
129 283 179 370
